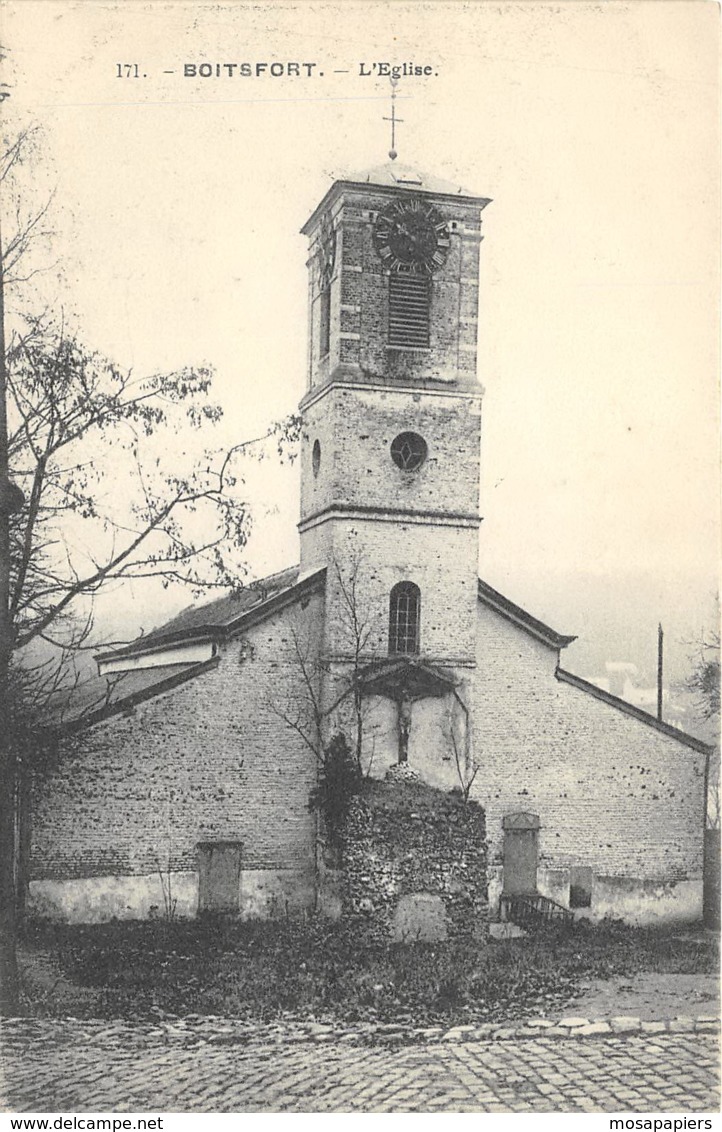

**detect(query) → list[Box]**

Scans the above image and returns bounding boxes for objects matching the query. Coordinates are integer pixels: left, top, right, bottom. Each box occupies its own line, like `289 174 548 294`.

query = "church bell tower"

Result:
299 155 491 672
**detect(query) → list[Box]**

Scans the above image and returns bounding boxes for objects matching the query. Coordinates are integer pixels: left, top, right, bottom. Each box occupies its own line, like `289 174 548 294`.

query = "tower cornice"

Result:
302 176 491 237
299 503 481 535
299 374 484 414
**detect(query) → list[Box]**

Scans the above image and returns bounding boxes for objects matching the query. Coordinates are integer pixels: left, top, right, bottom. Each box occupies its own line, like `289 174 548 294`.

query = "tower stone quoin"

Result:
299 164 491 667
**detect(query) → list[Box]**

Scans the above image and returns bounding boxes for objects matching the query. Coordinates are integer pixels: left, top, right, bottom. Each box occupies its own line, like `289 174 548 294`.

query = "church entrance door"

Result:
502 813 540 894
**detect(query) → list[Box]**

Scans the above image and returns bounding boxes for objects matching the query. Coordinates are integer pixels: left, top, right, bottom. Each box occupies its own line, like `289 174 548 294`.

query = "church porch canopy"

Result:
355 657 456 703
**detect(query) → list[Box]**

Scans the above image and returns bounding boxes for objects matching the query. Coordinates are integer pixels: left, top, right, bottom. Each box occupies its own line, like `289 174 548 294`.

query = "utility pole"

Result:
657 622 664 723
0 82 25 1015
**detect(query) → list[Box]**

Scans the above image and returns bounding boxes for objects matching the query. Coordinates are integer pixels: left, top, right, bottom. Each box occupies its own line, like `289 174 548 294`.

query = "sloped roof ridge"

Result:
97 564 324 661
477 577 576 650
556 668 712 754
48 658 220 734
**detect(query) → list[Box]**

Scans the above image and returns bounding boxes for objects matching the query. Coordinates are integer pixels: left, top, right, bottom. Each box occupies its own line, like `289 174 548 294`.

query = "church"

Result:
25 154 709 928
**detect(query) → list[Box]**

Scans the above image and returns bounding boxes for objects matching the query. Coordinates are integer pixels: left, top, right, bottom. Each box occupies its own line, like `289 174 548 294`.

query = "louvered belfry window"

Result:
388 274 430 349
389 581 421 655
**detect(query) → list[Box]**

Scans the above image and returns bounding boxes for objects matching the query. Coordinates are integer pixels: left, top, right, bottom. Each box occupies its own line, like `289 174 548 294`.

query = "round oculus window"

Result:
312 439 321 476
390 432 428 472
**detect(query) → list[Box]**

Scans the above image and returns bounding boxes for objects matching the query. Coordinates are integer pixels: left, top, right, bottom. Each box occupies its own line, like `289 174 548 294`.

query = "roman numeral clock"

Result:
372 197 451 275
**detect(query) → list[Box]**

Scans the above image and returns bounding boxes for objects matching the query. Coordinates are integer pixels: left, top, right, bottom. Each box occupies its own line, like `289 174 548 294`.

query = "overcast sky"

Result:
2 0 719 686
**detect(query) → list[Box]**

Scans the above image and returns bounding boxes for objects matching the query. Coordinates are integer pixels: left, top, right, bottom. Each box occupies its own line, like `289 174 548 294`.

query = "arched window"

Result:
389 581 421 655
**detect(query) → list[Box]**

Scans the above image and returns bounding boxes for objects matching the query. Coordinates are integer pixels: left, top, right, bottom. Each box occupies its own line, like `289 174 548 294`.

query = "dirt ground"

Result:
565 971 720 1022
17 924 720 1025
21 954 720 1026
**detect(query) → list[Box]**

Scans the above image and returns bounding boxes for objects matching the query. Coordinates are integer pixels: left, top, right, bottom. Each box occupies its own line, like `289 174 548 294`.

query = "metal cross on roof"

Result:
383 76 403 161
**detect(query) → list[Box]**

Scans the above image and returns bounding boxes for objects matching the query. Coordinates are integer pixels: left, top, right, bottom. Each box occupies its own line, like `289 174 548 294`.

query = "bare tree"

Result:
331 551 374 766
0 120 53 1015
0 126 300 1011
686 633 721 724
267 618 327 761
269 551 375 767
685 633 721 830
446 690 478 802
0 125 56 292
268 552 378 895
7 316 299 657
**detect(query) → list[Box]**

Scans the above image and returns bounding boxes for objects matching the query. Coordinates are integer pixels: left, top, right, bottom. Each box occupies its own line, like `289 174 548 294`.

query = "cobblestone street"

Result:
1 1019 719 1113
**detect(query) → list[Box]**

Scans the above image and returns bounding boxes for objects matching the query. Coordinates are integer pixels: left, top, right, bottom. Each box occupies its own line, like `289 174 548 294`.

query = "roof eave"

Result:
223 566 326 636
477 578 575 651
46 657 221 737
95 567 327 665
356 656 457 700
301 179 492 235
95 627 219 663
556 668 713 754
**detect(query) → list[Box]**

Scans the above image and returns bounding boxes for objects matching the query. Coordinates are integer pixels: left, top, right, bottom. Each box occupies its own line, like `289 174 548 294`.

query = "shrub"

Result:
310 733 361 844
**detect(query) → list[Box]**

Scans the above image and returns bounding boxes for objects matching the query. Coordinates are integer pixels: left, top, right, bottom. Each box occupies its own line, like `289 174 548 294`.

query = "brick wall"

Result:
471 603 705 883
348 599 705 902
306 185 485 391
27 575 705 917
300 385 482 525
29 593 325 884
302 520 481 664
299 379 482 666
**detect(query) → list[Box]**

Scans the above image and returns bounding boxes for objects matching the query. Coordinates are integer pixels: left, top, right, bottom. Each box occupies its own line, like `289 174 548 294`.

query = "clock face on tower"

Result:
373 196 451 275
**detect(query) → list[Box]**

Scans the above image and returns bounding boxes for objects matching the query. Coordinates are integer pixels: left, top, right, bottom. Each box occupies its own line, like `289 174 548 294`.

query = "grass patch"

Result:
18 915 718 1025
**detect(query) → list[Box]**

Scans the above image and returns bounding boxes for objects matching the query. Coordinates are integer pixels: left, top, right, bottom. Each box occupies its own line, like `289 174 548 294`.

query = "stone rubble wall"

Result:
341 779 488 944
